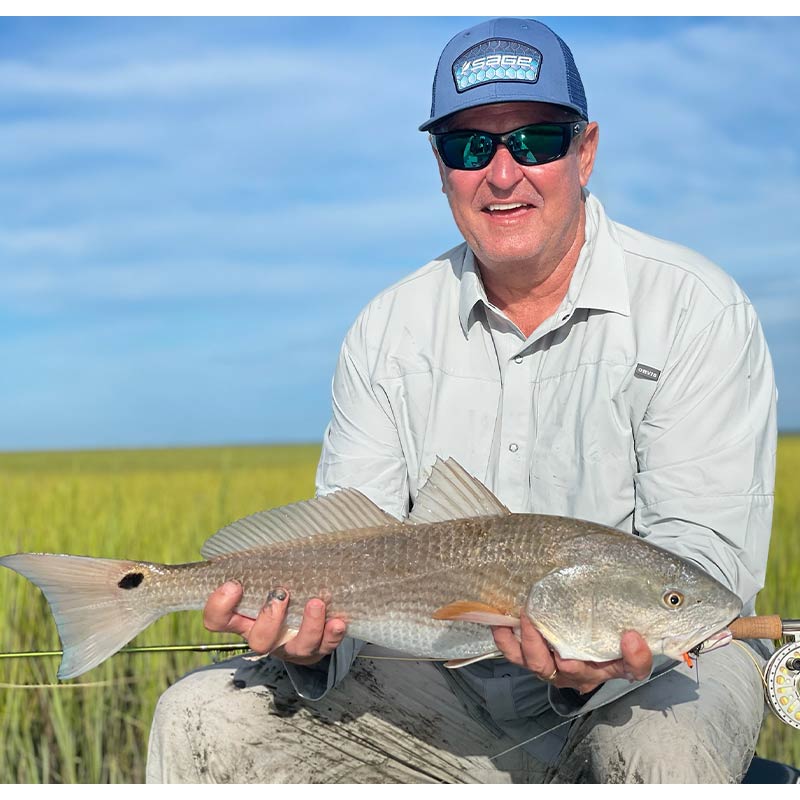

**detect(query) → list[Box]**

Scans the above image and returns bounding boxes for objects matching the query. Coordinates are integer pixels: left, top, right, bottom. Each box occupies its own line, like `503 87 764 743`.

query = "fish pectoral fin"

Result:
432 600 519 628
444 650 503 669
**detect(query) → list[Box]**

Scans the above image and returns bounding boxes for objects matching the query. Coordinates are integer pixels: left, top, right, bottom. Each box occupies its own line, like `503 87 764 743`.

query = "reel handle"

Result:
729 615 784 640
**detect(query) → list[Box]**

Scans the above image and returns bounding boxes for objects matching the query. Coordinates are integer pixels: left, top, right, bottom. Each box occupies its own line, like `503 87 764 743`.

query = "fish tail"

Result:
0 553 171 680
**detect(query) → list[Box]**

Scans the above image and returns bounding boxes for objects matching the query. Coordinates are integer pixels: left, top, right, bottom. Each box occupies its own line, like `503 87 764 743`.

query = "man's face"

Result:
434 102 598 278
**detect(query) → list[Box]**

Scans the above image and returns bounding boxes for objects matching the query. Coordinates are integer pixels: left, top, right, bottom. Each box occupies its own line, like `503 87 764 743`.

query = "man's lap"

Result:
145 654 546 783
146 641 765 784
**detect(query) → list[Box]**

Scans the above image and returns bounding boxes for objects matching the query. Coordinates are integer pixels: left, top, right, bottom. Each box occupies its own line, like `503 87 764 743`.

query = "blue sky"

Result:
0 16 798 451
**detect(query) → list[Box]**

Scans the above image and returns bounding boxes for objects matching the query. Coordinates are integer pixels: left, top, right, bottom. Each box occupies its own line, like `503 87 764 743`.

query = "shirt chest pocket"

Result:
530 361 639 523
379 370 503 495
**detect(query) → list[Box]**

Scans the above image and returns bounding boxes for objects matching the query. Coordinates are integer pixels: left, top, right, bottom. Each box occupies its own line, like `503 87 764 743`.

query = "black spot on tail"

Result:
118 572 144 590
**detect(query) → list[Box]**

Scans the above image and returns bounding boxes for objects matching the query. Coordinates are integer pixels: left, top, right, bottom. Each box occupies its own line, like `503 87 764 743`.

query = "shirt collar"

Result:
458 248 489 336
457 191 630 338
565 191 631 319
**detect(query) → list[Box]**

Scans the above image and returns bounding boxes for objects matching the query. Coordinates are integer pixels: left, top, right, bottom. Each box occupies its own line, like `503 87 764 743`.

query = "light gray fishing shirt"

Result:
283 191 777 761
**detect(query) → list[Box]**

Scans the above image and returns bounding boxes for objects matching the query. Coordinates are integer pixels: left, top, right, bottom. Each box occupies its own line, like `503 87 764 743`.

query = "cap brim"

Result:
419 94 587 132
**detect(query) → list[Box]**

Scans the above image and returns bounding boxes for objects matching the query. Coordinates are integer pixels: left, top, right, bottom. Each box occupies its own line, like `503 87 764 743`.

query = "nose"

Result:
485 144 524 192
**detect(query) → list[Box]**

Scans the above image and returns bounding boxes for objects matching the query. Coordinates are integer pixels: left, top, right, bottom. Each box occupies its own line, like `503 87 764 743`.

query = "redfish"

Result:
0 458 742 679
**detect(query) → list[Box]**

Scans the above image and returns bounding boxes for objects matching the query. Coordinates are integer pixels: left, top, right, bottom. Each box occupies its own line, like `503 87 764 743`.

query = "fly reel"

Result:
764 623 800 730
729 616 800 729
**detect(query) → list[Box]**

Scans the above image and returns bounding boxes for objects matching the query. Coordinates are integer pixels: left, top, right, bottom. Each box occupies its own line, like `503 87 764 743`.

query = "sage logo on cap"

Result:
453 38 542 93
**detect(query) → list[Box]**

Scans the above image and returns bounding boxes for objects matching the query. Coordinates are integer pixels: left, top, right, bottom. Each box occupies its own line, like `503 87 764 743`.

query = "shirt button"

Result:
514 356 523 364
508 443 519 453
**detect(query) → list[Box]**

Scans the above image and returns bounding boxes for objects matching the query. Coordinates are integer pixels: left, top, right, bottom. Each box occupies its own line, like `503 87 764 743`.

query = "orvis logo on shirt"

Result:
634 363 661 382
452 39 542 93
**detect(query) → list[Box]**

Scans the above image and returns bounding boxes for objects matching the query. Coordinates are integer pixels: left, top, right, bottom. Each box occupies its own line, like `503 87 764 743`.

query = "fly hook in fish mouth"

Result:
693 628 734 657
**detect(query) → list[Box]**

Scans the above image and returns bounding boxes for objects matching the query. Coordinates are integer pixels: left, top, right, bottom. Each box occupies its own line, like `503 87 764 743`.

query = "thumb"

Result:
620 630 652 681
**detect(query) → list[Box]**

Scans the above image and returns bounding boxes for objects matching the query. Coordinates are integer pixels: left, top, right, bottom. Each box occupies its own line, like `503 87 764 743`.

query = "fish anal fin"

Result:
444 651 502 669
433 600 519 628
267 626 299 654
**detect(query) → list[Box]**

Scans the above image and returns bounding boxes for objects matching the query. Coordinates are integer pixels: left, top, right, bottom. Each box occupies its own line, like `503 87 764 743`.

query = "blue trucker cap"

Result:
419 18 587 132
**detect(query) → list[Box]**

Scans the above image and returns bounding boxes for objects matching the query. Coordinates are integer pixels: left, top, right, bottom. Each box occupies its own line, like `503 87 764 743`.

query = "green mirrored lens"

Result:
507 125 566 165
442 132 493 169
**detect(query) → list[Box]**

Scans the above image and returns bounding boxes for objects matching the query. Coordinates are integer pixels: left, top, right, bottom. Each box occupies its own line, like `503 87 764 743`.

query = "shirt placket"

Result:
494 329 533 512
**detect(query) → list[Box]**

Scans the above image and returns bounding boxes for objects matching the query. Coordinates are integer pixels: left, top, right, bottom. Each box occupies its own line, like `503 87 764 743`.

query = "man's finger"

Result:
203 581 247 633
247 588 290 653
318 619 348 655
283 598 327 658
517 612 558 677
491 625 523 664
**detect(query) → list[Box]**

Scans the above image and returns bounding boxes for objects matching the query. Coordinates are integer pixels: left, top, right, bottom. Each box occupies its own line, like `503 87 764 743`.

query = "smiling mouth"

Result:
483 202 534 216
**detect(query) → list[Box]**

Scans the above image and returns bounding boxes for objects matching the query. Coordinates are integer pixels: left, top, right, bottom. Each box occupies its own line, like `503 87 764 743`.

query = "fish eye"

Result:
663 590 684 608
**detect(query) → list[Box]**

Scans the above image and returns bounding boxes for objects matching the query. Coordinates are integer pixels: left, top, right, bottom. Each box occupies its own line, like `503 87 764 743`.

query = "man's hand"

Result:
203 581 348 666
491 612 652 695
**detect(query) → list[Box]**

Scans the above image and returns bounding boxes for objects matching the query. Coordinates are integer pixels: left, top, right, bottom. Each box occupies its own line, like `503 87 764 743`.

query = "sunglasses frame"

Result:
433 120 588 171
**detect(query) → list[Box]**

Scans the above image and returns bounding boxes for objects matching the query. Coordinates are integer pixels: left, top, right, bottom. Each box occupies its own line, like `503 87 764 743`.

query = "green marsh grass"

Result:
0 444 320 783
0 439 798 782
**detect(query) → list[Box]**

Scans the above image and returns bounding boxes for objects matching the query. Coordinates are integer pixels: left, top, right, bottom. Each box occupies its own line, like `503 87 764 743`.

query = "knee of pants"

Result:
150 662 264 743
559 699 762 784
579 724 755 782
147 661 295 783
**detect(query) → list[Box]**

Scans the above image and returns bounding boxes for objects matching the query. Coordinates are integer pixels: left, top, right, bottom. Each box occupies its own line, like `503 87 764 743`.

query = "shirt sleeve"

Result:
547 301 777 718
280 315 411 700
633 300 778 608
315 314 410 519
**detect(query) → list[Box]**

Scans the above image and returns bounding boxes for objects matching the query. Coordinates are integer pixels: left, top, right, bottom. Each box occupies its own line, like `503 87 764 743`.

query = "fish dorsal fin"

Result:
200 489 397 559
406 457 511 524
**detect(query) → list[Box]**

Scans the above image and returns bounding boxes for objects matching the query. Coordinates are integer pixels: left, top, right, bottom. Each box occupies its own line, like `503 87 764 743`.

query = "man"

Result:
147 18 777 783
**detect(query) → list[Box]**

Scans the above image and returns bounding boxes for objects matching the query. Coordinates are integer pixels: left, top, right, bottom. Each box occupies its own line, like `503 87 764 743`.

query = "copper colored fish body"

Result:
0 459 742 679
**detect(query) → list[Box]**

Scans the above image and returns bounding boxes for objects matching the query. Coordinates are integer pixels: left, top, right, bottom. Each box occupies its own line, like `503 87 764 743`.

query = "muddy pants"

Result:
146 642 765 783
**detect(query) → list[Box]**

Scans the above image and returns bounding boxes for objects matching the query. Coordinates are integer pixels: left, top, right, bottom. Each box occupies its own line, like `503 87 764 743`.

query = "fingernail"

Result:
266 588 287 603
330 622 345 635
623 670 636 682
308 600 324 617
221 580 241 596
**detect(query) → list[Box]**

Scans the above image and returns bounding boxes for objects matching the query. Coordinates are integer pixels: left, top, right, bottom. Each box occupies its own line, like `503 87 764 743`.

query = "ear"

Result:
577 122 599 188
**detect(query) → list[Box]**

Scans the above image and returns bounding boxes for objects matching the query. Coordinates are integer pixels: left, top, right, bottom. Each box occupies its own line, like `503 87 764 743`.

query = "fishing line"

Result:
490 639 778 762
732 639 769 692
489 662 685 761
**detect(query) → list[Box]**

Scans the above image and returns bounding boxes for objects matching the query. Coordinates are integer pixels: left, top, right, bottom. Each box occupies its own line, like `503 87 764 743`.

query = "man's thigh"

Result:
146 655 547 784
551 642 767 783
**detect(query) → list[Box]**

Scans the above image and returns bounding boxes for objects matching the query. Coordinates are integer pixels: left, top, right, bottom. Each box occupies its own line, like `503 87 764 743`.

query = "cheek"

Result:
538 167 584 214
442 171 480 209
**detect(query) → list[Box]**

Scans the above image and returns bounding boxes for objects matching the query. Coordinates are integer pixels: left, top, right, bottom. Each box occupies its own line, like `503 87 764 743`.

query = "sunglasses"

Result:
433 121 587 171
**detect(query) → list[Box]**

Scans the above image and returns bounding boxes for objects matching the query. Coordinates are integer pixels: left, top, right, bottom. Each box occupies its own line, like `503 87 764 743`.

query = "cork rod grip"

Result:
729 615 783 640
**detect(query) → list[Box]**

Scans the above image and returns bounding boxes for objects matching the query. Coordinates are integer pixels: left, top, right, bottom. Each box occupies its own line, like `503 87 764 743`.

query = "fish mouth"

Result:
661 618 739 660
693 628 733 655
